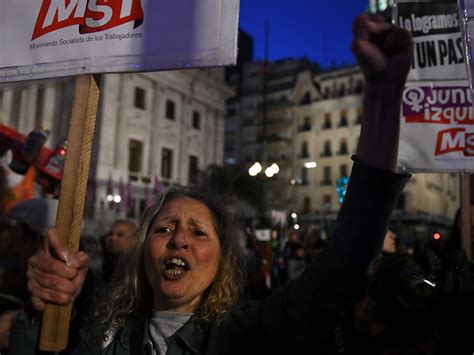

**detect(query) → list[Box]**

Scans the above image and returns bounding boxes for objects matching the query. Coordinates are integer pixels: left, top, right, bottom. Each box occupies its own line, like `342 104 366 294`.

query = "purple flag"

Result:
154 176 166 198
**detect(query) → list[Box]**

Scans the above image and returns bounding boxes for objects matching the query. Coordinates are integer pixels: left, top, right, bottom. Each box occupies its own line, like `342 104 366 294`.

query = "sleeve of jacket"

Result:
260 156 410 342
9 311 96 355
8 312 40 355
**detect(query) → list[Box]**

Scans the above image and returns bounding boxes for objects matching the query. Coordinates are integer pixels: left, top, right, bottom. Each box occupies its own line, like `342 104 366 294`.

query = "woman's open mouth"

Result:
163 257 189 279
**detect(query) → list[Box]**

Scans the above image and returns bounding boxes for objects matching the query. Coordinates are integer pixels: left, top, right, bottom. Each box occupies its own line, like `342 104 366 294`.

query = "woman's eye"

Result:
194 230 206 237
156 227 172 233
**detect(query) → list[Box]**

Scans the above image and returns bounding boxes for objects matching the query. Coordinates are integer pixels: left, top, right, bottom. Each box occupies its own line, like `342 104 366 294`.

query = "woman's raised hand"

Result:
27 229 89 311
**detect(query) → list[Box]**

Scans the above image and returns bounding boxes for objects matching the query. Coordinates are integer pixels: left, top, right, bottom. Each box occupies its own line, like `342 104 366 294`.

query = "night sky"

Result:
239 0 369 68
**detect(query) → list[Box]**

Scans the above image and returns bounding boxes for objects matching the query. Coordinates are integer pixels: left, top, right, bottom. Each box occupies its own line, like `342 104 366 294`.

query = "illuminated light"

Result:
433 233 441 240
336 175 349 204
304 161 317 169
264 166 275 178
290 179 296 185
59 149 66 156
270 163 280 175
264 163 280 177
113 195 121 203
291 212 297 219
106 194 114 202
423 279 436 287
248 162 262 176
294 224 300 230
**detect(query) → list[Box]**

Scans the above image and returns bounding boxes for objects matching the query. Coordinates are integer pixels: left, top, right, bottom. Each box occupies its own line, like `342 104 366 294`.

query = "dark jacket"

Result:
10 158 409 355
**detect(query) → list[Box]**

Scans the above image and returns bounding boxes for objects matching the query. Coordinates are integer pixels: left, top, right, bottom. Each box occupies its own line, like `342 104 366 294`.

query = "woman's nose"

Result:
167 228 189 250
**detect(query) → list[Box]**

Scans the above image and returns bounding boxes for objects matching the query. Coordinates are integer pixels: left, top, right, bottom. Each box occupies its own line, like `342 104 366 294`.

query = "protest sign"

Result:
395 0 466 81
0 0 240 82
394 0 473 172
395 0 472 259
398 81 474 172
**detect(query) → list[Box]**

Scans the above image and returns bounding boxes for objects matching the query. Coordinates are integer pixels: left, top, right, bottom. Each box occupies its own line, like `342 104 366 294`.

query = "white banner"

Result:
0 0 240 82
395 0 467 81
394 0 474 172
398 81 474 172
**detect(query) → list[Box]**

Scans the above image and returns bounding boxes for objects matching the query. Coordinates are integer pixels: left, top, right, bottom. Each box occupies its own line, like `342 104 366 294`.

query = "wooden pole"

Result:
39 74 100 351
460 174 472 260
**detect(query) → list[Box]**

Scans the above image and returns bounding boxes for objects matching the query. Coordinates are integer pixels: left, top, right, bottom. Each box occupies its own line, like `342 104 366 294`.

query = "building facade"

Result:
0 68 233 235
226 61 460 244
290 66 459 244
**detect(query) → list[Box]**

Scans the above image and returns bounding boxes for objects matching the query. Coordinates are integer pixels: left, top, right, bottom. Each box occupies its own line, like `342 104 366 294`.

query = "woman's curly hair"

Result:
91 186 246 336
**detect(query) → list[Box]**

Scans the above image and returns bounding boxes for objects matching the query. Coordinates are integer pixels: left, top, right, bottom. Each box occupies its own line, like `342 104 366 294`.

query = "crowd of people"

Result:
0 12 473 355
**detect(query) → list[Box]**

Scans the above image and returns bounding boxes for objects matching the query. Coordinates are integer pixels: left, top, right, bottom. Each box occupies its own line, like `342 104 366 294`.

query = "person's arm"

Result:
353 13 413 171
260 14 413 342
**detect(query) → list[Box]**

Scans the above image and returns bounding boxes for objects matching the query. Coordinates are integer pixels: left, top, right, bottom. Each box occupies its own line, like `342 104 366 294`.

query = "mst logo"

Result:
32 0 144 40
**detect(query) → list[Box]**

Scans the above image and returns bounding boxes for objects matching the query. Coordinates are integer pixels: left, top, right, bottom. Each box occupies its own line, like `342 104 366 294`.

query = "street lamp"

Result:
264 163 279 177
248 161 263 176
248 161 280 178
106 194 121 204
304 161 317 169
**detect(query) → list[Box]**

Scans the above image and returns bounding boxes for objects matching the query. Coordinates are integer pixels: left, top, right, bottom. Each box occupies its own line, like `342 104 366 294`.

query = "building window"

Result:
322 166 332 185
134 87 146 110
338 84 346 97
322 113 332 129
323 194 332 207
192 111 201 129
161 148 173 179
339 139 348 155
340 164 348 177
300 91 311 105
128 139 143 174
165 100 176 120
299 117 311 132
323 87 331 99
35 87 45 128
300 141 309 158
301 166 308 185
355 80 364 94
302 196 311 213
322 140 332 157
188 155 199 185
339 110 348 127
